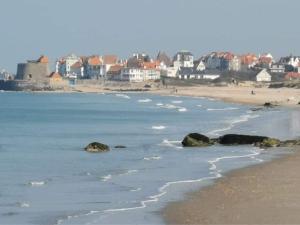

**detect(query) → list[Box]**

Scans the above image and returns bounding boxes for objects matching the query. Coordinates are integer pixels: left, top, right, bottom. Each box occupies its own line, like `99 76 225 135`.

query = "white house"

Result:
120 68 160 82
173 51 194 68
166 67 179 77
56 54 84 78
256 69 272 82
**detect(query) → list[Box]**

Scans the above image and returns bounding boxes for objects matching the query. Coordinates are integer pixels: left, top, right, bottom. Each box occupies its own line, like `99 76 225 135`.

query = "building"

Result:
256 69 272 82
84 55 104 79
16 55 50 82
106 64 124 80
48 72 67 87
279 56 300 68
240 53 258 71
157 51 172 67
257 53 274 68
120 68 160 82
0 69 13 80
194 60 206 72
173 51 194 68
56 54 84 78
285 72 300 80
269 63 285 73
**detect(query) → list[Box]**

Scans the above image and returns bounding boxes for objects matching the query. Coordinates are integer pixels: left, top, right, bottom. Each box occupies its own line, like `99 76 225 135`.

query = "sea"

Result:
0 92 299 225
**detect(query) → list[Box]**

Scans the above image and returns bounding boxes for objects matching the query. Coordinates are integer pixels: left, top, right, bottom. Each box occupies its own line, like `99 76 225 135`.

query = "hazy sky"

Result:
0 0 299 72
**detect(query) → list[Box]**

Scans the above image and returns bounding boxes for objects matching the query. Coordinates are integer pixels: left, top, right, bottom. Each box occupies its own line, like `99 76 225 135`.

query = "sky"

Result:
0 0 299 72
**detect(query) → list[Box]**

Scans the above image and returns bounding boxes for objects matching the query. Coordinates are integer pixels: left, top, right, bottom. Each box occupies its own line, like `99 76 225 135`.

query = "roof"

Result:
178 67 203 75
71 61 82 69
49 72 62 78
37 55 49 63
142 61 160 69
103 55 118 65
87 56 102 66
240 54 258 65
107 64 124 74
157 51 172 67
285 72 300 79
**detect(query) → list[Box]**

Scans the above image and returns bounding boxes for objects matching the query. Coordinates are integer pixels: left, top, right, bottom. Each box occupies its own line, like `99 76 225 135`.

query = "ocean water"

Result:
0 92 299 225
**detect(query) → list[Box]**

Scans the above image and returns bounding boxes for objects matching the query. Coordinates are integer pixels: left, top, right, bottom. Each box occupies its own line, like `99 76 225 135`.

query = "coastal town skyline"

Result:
1 0 300 71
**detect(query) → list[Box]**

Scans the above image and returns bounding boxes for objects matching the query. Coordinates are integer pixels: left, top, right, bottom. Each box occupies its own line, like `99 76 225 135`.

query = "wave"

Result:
28 181 46 187
208 113 260 136
54 149 264 225
143 156 162 161
171 100 183 104
197 104 202 107
156 103 164 106
115 94 131 99
130 188 142 192
152 125 166 130
160 139 183 149
138 99 152 103
207 107 239 111
18 202 30 208
178 107 187 112
100 175 112 182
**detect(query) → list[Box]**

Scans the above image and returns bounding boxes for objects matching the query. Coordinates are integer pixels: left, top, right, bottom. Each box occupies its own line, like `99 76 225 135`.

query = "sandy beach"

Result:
68 82 300 107
163 148 300 224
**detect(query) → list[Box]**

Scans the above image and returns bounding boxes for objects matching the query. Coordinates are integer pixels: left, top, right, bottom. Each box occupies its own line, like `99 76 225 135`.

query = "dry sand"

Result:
163 148 300 225
69 83 300 107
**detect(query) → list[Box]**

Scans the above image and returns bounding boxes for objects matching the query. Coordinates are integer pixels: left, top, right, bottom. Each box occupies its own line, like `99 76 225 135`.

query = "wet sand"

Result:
163 148 300 225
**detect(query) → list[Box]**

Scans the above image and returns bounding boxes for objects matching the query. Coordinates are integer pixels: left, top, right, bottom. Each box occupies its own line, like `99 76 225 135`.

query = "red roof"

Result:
38 55 49 63
71 61 82 69
285 72 300 79
103 55 118 65
88 56 102 66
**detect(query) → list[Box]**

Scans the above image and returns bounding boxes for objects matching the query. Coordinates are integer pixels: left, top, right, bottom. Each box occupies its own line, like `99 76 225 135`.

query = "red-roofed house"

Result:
285 72 300 80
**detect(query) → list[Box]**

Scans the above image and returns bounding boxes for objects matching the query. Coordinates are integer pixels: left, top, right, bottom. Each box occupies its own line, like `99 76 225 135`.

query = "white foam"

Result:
115 94 130 99
18 202 30 208
197 104 202 107
152 125 166 130
156 103 164 106
161 104 177 109
101 175 112 182
172 100 183 104
28 181 46 187
143 156 162 161
178 107 187 112
160 139 183 149
207 107 239 111
130 188 142 192
138 99 152 103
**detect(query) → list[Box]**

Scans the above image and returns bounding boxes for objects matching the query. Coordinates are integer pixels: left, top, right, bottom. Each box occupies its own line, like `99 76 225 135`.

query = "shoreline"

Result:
3 83 300 107
163 147 300 224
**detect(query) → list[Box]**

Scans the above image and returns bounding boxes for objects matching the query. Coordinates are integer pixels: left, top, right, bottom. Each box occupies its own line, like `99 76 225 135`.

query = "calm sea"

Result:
0 92 298 225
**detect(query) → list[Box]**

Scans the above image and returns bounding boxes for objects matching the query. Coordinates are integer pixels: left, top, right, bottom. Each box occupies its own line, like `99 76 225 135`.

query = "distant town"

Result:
1 51 300 91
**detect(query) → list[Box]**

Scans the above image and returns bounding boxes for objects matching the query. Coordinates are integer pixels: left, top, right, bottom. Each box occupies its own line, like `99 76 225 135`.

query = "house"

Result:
279 56 300 68
0 69 13 80
269 63 285 73
194 60 206 72
256 69 272 82
106 64 124 80
166 67 179 78
56 54 84 78
120 68 160 82
48 72 67 87
157 51 172 67
16 55 50 82
240 53 258 71
127 53 151 68
173 51 194 68
257 53 274 68
83 55 105 79
177 67 220 80
285 72 300 80
203 52 221 70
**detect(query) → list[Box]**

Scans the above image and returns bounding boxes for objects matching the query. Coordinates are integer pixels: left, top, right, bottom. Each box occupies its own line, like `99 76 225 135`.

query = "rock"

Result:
85 142 110 153
263 102 278 108
258 138 281 148
114 145 127 149
218 134 269 145
250 107 263 112
182 133 212 147
280 139 300 147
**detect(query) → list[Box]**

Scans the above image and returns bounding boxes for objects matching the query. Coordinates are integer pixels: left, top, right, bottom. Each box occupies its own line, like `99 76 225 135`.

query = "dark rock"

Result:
182 133 212 147
85 142 110 153
144 84 151 88
250 107 263 112
218 134 269 145
114 145 127 149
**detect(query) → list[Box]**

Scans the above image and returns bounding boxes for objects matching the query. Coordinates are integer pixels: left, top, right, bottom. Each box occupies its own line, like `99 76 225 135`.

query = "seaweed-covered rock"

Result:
258 138 281 148
85 142 110 153
280 139 300 147
218 134 269 145
182 133 212 147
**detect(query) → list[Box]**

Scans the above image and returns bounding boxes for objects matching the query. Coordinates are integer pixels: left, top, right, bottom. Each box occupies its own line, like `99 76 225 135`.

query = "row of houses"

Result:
13 51 300 85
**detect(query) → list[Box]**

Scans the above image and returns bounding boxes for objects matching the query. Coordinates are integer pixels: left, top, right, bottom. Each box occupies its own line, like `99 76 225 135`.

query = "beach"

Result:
163 148 300 224
67 82 300 107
